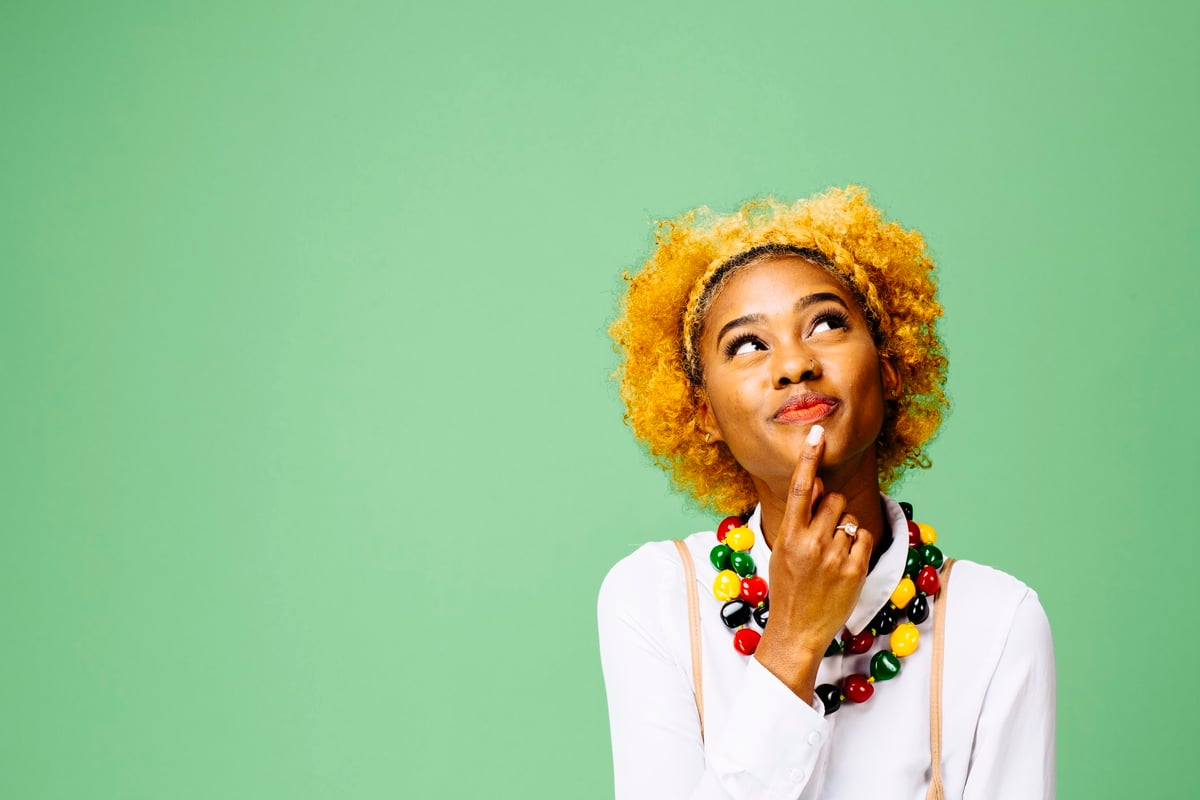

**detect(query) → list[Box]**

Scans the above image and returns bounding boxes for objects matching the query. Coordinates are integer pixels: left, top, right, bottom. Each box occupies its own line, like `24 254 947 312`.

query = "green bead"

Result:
709 544 732 571
905 548 921 577
870 650 902 682
825 638 843 658
731 550 756 577
920 543 944 569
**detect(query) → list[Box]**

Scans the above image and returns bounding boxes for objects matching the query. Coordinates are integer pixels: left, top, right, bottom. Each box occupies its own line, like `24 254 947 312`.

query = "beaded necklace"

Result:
709 501 945 715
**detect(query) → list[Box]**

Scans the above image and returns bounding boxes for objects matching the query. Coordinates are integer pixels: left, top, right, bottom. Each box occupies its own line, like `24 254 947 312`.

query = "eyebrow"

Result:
715 292 849 344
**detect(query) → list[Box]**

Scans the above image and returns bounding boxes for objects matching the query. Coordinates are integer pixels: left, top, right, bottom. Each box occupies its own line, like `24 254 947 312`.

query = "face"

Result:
695 256 898 492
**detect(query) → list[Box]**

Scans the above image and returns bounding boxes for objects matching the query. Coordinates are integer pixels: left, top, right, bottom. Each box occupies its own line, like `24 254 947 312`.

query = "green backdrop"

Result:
4 1 1196 797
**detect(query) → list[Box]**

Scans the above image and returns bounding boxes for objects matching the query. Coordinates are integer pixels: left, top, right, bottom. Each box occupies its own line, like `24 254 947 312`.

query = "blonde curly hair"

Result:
610 186 948 515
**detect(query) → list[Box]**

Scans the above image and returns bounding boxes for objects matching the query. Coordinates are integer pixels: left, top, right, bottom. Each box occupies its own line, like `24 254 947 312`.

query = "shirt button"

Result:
807 730 823 746
789 768 806 783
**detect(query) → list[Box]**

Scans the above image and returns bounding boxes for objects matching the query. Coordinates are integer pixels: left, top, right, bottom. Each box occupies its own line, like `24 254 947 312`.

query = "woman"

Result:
598 187 1055 799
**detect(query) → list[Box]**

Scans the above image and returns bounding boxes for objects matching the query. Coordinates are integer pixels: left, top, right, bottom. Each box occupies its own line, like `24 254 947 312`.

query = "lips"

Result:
774 393 839 424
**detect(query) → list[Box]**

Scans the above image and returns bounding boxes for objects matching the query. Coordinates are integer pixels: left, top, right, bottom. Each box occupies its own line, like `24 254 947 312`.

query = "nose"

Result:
774 348 820 388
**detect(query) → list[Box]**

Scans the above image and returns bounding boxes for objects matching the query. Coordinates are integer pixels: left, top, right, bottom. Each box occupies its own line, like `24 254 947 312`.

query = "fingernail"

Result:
807 424 824 445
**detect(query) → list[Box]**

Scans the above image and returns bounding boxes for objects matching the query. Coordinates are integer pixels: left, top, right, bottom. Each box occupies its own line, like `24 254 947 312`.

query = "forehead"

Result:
703 256 856 325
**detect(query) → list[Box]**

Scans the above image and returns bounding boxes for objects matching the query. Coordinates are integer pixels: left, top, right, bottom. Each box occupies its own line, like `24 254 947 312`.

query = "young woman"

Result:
598 188 1055 799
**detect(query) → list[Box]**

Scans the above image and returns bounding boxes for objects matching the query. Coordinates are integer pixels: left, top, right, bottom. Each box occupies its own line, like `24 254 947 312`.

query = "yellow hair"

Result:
610 186 948 514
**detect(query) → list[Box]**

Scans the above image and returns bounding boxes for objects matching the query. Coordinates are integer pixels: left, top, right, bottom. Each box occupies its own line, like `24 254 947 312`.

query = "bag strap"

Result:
673 539 705 739
926 556 957 800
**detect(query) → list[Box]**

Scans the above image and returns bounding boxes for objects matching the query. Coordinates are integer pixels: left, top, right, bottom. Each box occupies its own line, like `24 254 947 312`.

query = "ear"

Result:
696 390 726 444
879 355 902 400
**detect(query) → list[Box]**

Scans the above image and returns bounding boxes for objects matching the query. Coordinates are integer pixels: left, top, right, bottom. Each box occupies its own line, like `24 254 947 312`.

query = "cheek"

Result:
853 370 888 429
830 357 877 394
709 377 767 428
733 383 761 411
854 369 885 396
732 373 775 415
836 358 887 421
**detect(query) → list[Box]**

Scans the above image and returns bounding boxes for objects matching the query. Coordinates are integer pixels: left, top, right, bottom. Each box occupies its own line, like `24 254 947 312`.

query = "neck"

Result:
755 459 890 560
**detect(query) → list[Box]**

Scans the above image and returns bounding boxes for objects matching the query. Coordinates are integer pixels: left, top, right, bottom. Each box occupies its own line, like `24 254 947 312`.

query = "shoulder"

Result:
596 531 714 661
945 559 1033 603
944 559 1047 623
942 559 1054 674
598 530 712 615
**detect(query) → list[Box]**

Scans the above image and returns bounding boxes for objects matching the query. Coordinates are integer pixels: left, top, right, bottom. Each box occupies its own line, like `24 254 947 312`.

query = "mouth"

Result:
774 393 839 424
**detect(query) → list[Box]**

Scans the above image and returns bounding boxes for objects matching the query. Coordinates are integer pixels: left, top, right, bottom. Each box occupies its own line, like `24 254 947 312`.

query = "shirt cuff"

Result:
705 656 831 798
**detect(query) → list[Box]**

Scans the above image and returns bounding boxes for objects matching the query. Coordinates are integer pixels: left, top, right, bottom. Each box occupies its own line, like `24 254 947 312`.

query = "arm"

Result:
597 554 832 800
963 591 1056 799
597 425 875 799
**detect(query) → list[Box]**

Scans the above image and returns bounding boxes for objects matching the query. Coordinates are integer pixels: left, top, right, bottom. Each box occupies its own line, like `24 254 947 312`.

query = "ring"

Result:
836 522 859 539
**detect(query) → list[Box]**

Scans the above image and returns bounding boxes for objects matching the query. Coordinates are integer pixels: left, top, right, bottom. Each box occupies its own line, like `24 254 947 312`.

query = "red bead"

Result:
916 564 941 596
845 629 875 654
907 520 922 548
740 575 768 605
717 516 744 542
843 674 874 703
732 628 761 655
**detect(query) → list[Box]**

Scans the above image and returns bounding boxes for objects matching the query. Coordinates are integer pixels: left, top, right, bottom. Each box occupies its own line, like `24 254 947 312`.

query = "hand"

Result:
753 425 875 697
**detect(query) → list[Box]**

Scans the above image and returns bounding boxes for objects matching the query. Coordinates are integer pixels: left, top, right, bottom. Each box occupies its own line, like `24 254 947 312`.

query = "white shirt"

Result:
597 497 1055 799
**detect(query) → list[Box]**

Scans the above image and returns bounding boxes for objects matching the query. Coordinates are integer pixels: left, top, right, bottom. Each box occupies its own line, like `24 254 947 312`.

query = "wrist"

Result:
760 618 836 663
753 635 822 699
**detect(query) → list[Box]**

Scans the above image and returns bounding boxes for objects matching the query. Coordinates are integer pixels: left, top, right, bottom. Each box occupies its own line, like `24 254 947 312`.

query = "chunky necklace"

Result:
710 501 946 715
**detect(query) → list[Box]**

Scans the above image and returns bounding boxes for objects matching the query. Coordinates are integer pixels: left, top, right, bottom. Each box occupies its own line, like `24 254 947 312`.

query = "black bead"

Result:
720 600 752 629
899 501 914 521
824 638 843 658
907 594 930 625
869 606 898 636
815 683 842 715
752 604 769 628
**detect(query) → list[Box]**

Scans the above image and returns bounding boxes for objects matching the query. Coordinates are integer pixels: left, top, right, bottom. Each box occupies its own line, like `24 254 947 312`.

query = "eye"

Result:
723 333 766 358
810 309 850 335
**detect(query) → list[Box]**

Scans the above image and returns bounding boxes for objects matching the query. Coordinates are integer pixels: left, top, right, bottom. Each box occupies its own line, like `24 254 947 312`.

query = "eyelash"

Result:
721 309 852 358
722 333 765 358
813 308 851 332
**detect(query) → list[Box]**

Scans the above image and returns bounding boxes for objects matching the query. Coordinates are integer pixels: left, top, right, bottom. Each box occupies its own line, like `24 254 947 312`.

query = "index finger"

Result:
781 424 825 532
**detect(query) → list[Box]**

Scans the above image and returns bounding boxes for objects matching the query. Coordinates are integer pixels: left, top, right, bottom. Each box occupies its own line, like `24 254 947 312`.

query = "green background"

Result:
3 1 1196 797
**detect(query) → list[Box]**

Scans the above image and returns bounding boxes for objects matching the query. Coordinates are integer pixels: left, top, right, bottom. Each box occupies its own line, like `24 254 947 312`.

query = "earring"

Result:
705 433 712 443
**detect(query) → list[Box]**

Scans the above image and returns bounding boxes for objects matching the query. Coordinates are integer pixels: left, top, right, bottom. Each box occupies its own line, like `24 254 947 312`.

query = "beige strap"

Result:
926 557 957 800
673 539 705 739
675 539 956 770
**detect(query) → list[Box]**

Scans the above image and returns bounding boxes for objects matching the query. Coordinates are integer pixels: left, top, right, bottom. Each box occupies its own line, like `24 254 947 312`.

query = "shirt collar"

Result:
745 494 907 636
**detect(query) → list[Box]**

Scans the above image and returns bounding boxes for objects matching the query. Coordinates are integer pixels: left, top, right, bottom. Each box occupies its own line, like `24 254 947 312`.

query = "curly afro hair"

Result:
610 186 948 515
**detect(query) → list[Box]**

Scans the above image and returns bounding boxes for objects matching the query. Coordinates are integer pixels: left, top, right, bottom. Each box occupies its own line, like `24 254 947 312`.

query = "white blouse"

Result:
597 498 1055 799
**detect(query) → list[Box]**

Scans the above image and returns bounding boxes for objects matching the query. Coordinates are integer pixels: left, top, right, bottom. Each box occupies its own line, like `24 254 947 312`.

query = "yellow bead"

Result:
890 622 920 657
713 569 742 601
890 577 916 609
917 523 937 545
724 526 755 552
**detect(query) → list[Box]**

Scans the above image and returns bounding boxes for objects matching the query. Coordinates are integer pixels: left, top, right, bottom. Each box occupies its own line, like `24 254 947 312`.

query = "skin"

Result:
694 255 900 700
